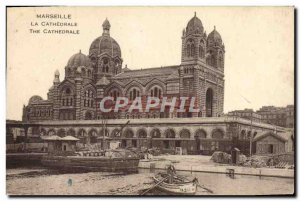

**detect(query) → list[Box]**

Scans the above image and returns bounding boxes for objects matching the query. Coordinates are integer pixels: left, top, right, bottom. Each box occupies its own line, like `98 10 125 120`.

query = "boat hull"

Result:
153 174 197 195
41 155 139 173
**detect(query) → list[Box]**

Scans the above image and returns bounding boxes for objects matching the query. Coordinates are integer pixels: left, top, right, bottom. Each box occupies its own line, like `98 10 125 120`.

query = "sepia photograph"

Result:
6 6 295 196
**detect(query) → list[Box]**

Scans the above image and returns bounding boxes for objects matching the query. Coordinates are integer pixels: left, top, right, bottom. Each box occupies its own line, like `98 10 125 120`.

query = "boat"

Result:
153 172 198 195
41 149 140 173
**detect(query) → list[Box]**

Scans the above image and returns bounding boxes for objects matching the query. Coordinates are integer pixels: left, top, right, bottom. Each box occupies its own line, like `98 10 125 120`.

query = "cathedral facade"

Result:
22 13 225 122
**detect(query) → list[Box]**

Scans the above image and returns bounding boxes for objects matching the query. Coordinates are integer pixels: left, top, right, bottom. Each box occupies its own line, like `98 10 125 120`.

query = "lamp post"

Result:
249 112 253 157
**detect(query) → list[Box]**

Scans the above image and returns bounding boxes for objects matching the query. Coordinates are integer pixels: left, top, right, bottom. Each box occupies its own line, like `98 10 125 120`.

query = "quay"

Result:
138 155 294 178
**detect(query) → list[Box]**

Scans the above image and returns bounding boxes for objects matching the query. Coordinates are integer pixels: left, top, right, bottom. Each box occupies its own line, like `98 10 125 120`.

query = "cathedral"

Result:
22 13 225 122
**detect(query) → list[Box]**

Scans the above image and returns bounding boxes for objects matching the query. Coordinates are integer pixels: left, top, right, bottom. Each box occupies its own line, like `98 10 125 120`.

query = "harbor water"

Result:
6 167 294 195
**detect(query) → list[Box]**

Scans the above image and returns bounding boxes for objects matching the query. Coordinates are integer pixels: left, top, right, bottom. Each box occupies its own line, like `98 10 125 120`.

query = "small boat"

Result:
153 172 198 195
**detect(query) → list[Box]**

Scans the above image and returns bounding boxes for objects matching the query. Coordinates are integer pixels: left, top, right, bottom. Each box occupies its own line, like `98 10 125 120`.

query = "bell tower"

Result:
181 12 207 65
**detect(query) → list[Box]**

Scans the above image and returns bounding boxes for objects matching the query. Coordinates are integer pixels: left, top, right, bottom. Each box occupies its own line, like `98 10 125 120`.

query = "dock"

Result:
138 155 294 178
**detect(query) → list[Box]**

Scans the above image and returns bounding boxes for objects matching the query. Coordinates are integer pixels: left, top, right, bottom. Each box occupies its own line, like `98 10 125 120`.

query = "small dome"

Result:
67 51 92 68
89 19 121 58
96 76 110 86
122 64 131 72
207 26 223 46
186 12 204 36
29 95 43 104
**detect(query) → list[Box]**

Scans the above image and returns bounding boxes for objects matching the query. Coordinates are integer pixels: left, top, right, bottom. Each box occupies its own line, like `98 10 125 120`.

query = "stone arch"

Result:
164 128 176 138
111 128 121 138
104 82 124 97
88 128 98 143
67 128 76 136
124 81 144 96
99 128 109 137
145 79 166 96
212 128 224 139
57 128 66 137
88 128 98 137
247 131 252 139
179 129 191 138
59 82 75 95
83 87 96 95
253 131 258 138
137 128 147 138
123 128 134 138
150 128 161 138
77 129 88 137
47 129 56 136
40 128 47 136
240 130 246 140
194 129 207 139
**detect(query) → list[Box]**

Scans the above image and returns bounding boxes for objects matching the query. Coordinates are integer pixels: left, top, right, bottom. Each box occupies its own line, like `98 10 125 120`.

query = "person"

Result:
166 164 176 183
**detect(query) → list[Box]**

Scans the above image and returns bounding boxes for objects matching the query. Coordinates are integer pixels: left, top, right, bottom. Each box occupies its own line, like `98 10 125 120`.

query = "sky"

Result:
6 7 294 120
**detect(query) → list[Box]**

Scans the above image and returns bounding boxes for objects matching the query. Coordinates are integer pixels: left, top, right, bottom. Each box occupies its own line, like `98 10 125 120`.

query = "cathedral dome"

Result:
89 18 121 58
67 51 92 68
29 95 43 104
186 12 204 36
207 26 223 46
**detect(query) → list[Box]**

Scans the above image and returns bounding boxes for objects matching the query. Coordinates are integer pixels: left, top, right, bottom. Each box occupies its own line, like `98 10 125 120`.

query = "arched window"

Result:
240 130 246 140
128 88 140 101
179 129 190 138
103 57 109 65
211 54 216 67
84 89 94 108
137 129 147 138
194 129 207 139
191 44 195 57
91 56 96 63
199 40 205 58
115 59 120 67
218 54 223 68
109 89 120 101
212 129 224 139
165 129 176 138
149 86 162 98
61 87 74 108
186 39 195 58
101 57 109 73
206 50 213 65
151 128 161 138
123 129 134 138
187 44 191 57
82 68 86 76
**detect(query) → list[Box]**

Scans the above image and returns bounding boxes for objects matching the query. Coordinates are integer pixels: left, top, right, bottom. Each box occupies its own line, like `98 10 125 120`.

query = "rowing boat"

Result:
153 172 198 195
